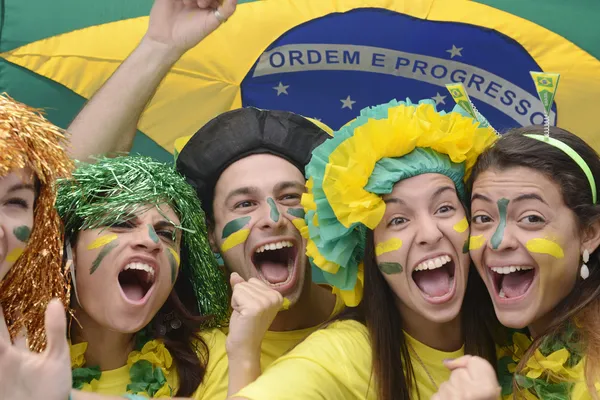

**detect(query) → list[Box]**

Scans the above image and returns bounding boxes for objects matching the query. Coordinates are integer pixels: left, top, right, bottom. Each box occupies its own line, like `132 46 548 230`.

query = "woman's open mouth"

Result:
412 255 457 303
490 265 536 301
118 262 156 304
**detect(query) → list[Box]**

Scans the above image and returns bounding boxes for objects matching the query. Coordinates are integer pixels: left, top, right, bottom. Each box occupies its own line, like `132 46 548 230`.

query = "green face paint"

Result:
13 225 31 243
90 240 119 274
462 239 469 254
267 198 280 222
167 249 178 284
378 262 403 275
222 216 252 239
148 224 159 244
491 198 510 249
287 208 306 219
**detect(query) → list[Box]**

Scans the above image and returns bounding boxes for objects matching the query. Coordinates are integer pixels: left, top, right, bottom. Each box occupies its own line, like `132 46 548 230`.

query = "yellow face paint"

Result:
526 238 565 259
6 247 24 263
221 229 251 253
453 217 469 233
281 298 291 311
469 235 486 250
375 238 403 256
87 233 118 250
167 247 181 267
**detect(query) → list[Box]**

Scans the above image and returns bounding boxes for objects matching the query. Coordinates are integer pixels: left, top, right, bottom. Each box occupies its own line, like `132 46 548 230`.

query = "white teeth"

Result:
255 241 294 254
490 265 534 274
499 289 506 298
123 262 155 280
414 255 452 272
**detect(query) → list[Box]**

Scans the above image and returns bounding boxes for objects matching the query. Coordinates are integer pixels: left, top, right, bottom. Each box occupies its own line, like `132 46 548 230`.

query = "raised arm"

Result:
67 0 237 162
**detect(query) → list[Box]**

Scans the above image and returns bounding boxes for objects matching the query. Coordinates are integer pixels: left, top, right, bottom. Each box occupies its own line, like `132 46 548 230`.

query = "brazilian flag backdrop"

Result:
1 0 599 162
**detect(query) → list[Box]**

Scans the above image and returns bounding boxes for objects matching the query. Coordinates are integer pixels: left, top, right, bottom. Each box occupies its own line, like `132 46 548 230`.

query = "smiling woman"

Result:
55 156 229 397
467 126 600 398
0 94 73 352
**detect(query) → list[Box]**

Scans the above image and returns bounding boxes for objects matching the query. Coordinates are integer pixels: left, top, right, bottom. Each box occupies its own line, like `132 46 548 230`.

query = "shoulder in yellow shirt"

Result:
234 320 464 400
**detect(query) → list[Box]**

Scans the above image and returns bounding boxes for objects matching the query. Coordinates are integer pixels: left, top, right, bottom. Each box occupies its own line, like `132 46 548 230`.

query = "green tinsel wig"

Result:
55 156 229 326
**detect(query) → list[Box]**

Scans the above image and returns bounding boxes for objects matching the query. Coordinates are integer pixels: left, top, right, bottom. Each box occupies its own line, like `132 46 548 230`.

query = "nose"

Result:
488 222 518 252
131 224 162 253
414 214 444 246
257 198 286 231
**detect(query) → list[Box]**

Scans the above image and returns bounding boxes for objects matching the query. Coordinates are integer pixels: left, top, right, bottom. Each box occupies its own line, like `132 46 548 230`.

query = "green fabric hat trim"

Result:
305 98 478 291
56 156 229 326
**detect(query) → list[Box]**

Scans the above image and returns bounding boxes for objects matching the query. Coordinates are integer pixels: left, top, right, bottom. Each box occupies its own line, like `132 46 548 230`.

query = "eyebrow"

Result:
155 220 177 230
471 193 493 203
8 183 35 193
274 181 306 193
512 193 549 206
383 197 406 205
431 186 456 200
224 186 260 205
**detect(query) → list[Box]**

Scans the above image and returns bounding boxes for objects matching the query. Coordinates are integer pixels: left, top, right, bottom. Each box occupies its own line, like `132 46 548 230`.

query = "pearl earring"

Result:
581 249 590 280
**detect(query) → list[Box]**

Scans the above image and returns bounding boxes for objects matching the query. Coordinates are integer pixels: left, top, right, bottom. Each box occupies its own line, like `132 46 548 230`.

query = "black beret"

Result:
176 107 330 216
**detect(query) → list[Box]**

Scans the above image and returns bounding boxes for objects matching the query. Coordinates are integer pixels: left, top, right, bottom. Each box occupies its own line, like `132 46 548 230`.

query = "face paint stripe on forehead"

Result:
287 208 306 219
90 240 119 274
491 198 510 249
526 238 565 259
13 226 31 242
378 262 403 275
222 216 251 239
87 234 118 250
453 217 469 233
267 197 280 222
375 238 403 256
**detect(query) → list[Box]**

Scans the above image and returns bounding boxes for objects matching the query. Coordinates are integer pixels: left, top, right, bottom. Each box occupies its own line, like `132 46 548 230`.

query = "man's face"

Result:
211 154 309 306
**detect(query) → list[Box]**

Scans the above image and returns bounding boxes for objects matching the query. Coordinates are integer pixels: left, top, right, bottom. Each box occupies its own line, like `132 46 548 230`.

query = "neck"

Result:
528 312 555 339
71 305 135 371
397 301 463 352
269 282 336 332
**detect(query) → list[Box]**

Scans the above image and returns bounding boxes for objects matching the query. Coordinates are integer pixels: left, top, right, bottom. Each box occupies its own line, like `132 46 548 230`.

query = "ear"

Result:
208 229 220 254
581 218 600 255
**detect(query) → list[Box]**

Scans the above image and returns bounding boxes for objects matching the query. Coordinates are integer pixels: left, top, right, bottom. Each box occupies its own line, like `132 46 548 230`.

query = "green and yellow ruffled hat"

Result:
302 98 498 306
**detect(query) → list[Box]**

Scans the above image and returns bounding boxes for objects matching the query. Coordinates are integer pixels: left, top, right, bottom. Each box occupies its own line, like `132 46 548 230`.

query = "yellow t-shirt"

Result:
195 292 346 399
234 319 465 400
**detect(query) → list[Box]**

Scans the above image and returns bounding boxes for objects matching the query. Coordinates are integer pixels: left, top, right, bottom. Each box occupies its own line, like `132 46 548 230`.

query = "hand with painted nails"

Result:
226 272 283 356
431 356 501 400
0 299 71 400
145 0 238 54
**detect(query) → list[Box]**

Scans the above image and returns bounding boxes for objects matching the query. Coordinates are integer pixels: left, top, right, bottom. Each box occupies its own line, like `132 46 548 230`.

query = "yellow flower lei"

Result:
498 331 600 400
70 339 174 398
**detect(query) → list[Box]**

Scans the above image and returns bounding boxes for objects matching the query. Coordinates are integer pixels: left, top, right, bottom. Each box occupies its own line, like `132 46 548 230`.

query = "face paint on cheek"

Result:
90 240 119 274
378 262 403 275
469 235 486 250
462 239 469 254
221 216 251 253
148 224 159 244
267 198 280 222
167 247 180 284
287 208 305 219
526 238 565 259
491 198 510 249
453 217 469 233
6 247 24 263
13 226 31 243
375 238 403 256
87 233 118 250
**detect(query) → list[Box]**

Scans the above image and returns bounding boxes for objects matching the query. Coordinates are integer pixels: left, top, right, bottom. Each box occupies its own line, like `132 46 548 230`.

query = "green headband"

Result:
56 156 229 326
525 134 597 204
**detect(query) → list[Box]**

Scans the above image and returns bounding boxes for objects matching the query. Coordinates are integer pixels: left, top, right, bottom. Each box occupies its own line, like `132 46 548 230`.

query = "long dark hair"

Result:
336 230 498 400
469 125 600 393
69 235 212 396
